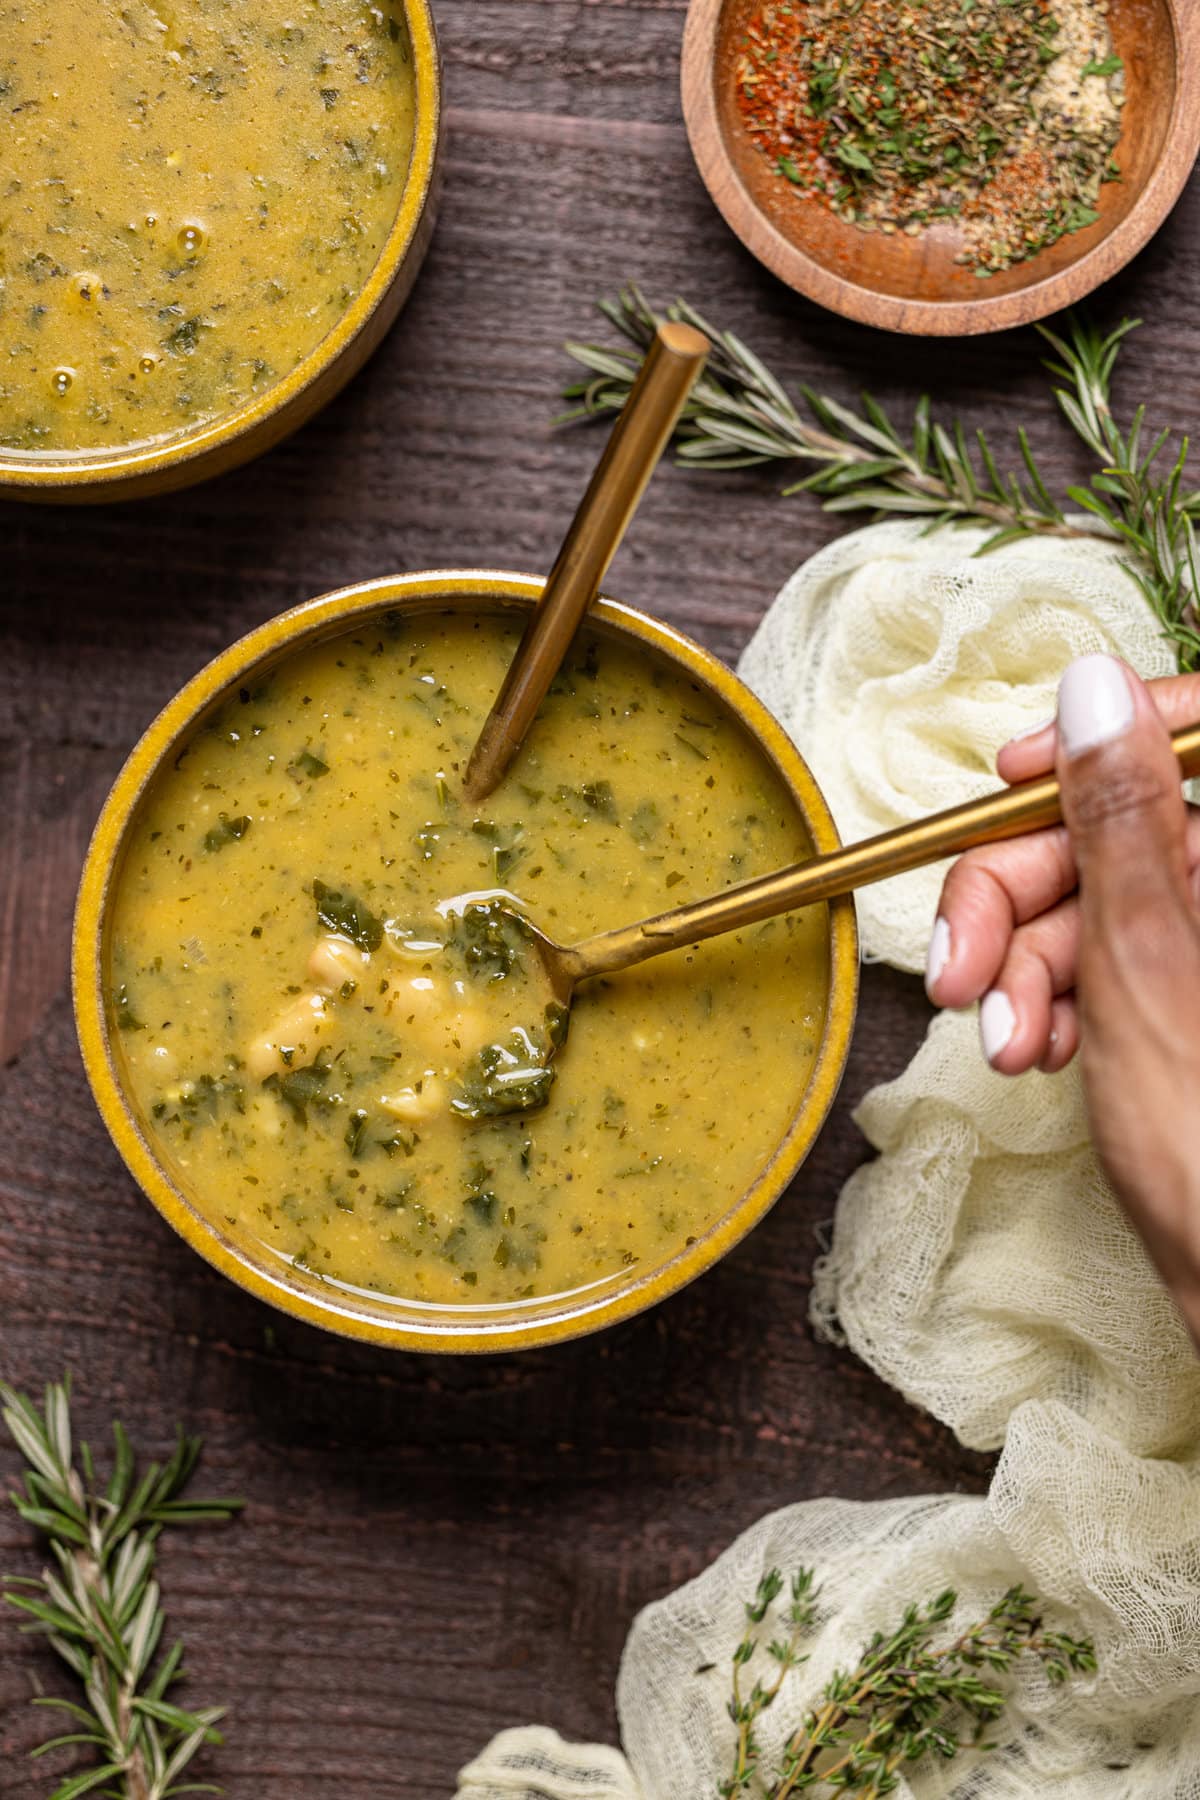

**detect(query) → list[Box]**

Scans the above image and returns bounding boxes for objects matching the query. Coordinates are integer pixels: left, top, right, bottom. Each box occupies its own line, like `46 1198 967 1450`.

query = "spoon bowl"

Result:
468 709 1200 1114
74 572 858 1352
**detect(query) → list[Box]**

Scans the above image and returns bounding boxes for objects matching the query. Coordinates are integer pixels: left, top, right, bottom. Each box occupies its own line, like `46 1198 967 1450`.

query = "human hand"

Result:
925 656 1200 1339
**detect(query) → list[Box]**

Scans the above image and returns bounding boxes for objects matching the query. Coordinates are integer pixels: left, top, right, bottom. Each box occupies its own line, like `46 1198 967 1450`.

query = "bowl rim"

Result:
0 0 441 491
72 570 860 1352
681 0 1200 336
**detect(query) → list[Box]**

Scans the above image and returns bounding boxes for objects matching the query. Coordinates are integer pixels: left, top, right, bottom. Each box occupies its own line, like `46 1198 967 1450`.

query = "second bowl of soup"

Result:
0 0 440 500
74 572 858 1349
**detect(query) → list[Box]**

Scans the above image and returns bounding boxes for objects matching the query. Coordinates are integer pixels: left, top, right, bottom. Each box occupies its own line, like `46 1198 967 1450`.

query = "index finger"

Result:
997 669 1200 785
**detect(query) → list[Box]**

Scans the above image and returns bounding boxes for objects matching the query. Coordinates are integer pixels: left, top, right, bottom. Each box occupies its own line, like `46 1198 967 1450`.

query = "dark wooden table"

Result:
2 6 1196 1792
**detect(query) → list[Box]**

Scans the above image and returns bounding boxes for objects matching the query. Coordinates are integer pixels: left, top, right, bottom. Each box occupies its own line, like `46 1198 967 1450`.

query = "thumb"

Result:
1056 653 1193 944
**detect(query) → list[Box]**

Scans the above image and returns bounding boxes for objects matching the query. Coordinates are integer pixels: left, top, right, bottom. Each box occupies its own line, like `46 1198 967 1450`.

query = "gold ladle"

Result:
500 721 1200 1012
463 320 710 804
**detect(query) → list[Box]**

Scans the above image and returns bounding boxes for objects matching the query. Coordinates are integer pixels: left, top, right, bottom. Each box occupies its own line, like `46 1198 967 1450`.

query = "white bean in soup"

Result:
107 613 829 1306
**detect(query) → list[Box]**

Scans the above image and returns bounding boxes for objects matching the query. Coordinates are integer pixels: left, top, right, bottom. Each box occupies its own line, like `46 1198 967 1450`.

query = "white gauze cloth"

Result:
457 1015 1200 1800
736 520 1177 971
455 530 1200 1800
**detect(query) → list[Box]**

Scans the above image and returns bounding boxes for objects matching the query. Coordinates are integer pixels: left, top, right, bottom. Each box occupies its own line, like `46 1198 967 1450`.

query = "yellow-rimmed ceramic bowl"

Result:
1 1 441 505
73 572 859 1352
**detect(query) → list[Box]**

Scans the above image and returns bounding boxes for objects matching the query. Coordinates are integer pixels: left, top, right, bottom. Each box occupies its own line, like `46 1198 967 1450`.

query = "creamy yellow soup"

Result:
109 613 829 1307
0 0 415 453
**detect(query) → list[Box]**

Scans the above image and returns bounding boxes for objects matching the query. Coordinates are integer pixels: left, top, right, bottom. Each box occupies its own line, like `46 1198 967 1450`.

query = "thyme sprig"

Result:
720 1570 1096 1799
562 285 1200 669
1 1376 243 1800
726 1569 819 1796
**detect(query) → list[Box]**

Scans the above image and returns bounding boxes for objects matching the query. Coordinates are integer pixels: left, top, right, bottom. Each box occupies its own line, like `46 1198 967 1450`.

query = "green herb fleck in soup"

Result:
0 0 416 454
109 613 830 1306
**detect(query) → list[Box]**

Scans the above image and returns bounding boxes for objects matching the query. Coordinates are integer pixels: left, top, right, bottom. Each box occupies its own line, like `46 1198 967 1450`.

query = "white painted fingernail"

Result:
1007 714 1056 746
980 989 1016 1064
1057 655 1134 759
925 915 951 995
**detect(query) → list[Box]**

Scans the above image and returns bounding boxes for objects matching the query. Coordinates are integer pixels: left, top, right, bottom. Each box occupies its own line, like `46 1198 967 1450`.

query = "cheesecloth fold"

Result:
736 520 1177 971
455 526 1200 1800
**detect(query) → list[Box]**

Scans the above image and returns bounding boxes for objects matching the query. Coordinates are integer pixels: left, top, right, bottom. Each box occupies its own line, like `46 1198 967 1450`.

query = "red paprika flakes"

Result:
733 0 1124 274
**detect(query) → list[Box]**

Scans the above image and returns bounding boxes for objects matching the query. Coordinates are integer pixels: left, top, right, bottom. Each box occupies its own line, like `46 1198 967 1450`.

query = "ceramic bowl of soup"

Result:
73 572 859 1351
0 0 440 502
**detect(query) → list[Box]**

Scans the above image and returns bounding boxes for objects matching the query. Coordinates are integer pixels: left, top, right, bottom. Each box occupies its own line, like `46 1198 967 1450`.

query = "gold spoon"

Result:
501 721 1200 1011
463 320 710 804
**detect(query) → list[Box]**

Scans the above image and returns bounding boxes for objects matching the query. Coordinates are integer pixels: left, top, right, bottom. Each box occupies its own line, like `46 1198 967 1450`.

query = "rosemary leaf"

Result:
1 1376 242 1800
561 285 1200 670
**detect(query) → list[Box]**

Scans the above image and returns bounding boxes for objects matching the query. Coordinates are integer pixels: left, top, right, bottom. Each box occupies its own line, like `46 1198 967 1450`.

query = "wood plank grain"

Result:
1 2 1196 1792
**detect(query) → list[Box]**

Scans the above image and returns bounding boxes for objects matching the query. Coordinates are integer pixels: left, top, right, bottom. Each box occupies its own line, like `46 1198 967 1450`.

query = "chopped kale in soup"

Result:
109 613 829 1305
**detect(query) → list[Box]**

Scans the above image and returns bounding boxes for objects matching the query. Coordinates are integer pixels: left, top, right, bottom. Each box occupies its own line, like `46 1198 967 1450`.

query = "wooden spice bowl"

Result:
681 0 1200 335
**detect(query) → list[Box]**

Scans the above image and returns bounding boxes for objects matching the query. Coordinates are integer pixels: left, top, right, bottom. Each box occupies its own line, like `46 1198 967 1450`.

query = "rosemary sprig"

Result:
562 285 1200 669
720 1570 1096 1799
562 284 1072 544
1041 317 1200 668
1 1376 243 1800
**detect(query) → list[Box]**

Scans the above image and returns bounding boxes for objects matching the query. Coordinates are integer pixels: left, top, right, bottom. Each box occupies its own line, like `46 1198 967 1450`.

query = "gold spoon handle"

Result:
560 723 1200 984
462 321 710 805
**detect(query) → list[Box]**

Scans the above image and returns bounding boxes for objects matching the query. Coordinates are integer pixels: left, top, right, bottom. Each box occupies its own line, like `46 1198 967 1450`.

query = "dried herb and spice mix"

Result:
108 612 829 1307
0 0 416 454
735 0 1124 273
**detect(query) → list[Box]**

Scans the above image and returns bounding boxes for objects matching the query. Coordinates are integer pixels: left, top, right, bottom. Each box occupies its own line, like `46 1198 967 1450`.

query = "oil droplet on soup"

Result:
0 1 416 455
108 615 830 1307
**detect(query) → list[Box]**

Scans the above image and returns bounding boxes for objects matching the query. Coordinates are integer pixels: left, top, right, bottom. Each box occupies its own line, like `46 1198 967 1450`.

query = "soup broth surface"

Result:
109 611 829 1307
0 0 416 454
